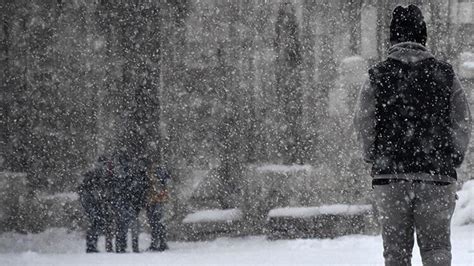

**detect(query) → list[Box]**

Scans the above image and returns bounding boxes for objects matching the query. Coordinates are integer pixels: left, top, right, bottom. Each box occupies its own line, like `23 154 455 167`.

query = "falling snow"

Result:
0 0 473 264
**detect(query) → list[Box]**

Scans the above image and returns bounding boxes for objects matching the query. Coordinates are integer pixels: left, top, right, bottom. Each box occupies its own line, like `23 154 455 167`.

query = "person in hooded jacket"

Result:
354 5 471 266
78 155 116 253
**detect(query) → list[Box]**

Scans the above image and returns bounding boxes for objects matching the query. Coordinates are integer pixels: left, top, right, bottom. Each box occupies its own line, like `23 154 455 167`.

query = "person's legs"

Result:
86 209 104 253
414 183 456 266
81 193 101 253
374 182 415 266
104 205 115 252
157 220 168 251
86 220 100 253
105 235 114 252
156 205 168 251
131 212 140 253
146 204 161 250
115 207 131 253
147 203 168 251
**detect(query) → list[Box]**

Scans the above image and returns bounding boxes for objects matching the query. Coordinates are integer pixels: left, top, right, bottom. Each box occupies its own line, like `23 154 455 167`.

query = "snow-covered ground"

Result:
0 225 472 266
1 180 473 265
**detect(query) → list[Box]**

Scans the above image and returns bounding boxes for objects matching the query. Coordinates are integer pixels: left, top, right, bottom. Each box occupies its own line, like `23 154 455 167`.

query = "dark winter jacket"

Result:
114 161 149 212
354 42 472 183
78 162 116 225
79 163 113 203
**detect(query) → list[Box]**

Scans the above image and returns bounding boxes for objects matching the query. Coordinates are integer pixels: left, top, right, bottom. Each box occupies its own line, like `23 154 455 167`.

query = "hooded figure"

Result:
78 155 116 253
354 5 471 266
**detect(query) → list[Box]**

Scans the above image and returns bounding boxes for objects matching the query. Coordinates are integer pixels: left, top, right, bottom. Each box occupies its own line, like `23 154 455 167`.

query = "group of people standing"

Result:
78 154 171 253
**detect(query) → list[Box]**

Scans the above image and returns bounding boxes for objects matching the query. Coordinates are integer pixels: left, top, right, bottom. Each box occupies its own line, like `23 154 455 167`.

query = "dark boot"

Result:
132 241 139 253
157 242 169 252
147 243 168 252
147 233 168 252
86 248 99 253
147 235 167 252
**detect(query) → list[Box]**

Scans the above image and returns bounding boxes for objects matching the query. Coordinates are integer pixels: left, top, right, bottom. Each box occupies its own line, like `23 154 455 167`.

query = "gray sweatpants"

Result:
374 181 456 266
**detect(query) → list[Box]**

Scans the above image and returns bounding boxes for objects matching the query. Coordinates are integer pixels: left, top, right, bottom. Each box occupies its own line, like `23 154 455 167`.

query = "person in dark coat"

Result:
354 5 471 266
78 155 116 253
113 155 149 253
145 164 171 251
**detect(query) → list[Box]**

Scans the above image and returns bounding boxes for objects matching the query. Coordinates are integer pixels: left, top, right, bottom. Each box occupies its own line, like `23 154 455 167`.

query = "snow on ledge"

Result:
268 204 373 218
255 164 313 174
183 208 243 224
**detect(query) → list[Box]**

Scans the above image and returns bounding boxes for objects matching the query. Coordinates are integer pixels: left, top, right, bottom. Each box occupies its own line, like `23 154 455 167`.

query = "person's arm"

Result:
450 75 472 167
354 78 376 163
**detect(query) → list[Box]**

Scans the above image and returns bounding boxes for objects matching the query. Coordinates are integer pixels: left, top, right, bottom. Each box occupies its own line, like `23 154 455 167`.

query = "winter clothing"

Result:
113 158 149 253
78 160 116 253
374 182 456 266
146 166 171 251
115 204 140 253
354 38 471 265
370 50 457 178
354 42 472 184
390 5 427 46
79 188 103 253
146 203 168 251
